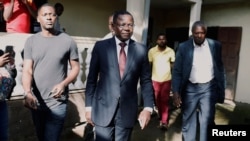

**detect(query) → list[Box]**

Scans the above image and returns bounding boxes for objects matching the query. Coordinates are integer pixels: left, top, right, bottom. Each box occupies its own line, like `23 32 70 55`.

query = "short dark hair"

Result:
0 49 4 56
156 33 166 39
112 10 134 24
54 2 64 9
191 21 207 33
38 3 54 13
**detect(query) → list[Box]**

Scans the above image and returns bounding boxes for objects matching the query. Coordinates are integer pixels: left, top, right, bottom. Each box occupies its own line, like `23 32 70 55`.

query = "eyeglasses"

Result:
116 23 134 29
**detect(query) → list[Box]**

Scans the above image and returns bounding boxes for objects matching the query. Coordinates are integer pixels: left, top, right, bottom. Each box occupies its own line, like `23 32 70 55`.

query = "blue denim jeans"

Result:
181 80 216 141
31 103 67 141
0 101 8 141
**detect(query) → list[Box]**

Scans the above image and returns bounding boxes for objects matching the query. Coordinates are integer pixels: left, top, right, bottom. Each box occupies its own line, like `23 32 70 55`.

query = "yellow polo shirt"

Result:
148 46 175 82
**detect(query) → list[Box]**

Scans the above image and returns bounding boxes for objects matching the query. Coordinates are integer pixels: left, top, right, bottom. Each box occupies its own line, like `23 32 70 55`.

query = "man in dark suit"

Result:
85 10 154 141
172 21 225 141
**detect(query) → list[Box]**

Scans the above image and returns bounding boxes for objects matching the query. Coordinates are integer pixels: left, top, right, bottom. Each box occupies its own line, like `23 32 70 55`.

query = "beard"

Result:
194 38 205 46
158 43 166 48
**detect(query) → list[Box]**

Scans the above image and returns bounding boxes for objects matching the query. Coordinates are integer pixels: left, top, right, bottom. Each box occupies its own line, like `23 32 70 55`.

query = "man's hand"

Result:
20 0 37 19
85 111 94 126
21 0 29 5
138 109 151 130
50 83 65 98
173 92 182 108
0 53 10 67
23 92 38 110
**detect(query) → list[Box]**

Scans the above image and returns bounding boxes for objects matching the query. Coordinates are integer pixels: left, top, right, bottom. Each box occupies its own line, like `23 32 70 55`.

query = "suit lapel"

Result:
207 38 215 58
124 41 135 76
108 38 121 79
207 38 216 67
120 40 136 82
187 39 194 66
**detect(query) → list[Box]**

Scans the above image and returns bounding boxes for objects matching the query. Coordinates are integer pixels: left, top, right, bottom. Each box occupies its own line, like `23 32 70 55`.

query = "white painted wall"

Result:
49 0 126 37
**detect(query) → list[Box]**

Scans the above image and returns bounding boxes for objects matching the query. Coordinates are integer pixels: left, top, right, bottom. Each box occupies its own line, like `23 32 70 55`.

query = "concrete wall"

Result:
49 0 126 37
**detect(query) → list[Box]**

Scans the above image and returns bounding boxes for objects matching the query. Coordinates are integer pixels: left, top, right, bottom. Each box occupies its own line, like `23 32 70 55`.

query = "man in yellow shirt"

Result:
148 33 175 130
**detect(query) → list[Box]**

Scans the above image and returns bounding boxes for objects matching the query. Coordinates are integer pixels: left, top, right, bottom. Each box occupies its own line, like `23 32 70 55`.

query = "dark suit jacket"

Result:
172 38 225 103
85 37 154 128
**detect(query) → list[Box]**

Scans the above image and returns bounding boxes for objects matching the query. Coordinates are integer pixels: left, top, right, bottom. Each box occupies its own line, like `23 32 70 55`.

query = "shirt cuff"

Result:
85 107 92 112
144 107 153 114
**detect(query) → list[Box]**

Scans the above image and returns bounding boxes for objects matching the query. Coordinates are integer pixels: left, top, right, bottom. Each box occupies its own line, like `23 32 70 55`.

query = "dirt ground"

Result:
8 93 250 141
131 100 250 141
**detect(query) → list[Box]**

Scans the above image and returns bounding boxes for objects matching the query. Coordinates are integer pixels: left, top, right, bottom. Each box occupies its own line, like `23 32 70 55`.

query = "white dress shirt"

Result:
115 37 129 61
189 39 214 83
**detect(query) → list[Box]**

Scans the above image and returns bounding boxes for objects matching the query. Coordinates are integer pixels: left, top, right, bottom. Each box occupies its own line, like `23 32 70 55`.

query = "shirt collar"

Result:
115 36 129 46
193 39 208 48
